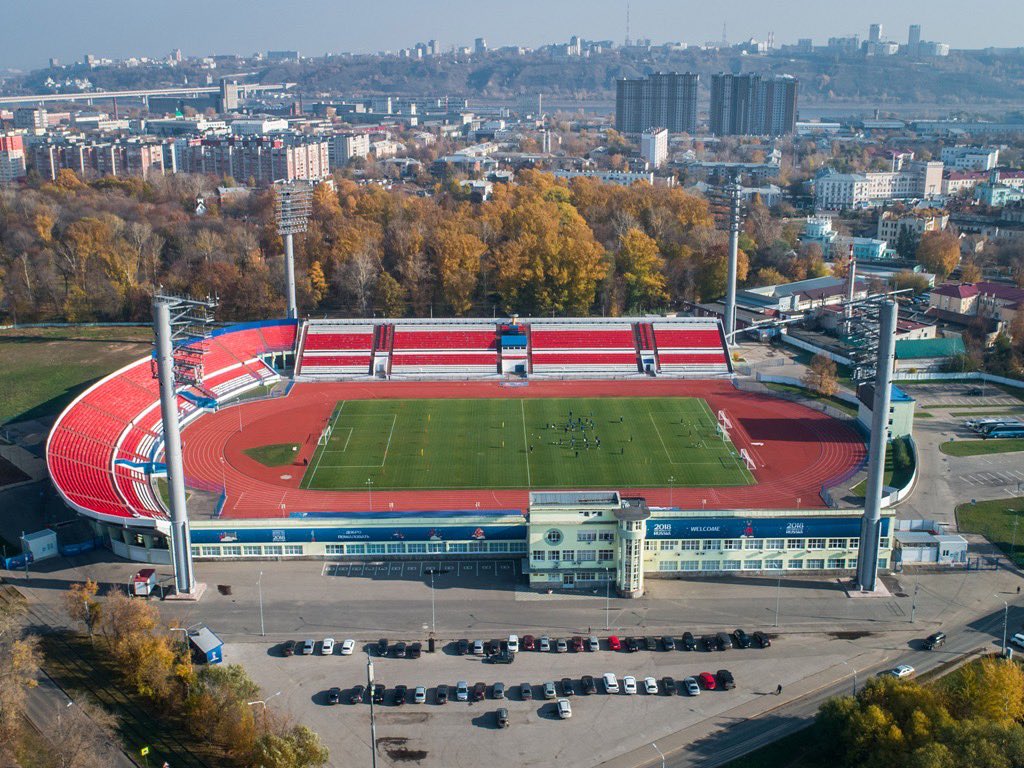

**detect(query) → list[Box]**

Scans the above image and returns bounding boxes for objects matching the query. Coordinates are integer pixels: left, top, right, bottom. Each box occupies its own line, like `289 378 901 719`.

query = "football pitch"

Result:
299 397 755 491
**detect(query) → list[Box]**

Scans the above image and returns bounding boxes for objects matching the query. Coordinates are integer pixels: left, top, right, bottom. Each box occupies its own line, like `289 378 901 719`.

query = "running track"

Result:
181 380 867 519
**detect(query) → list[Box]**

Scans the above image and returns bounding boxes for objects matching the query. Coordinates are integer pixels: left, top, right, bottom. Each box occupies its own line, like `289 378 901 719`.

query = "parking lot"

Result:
322 559 520 581
227 632 879 768
900 382 1022 409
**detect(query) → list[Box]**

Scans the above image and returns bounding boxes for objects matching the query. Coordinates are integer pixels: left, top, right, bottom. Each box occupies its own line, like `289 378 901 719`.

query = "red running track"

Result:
180 380 867 518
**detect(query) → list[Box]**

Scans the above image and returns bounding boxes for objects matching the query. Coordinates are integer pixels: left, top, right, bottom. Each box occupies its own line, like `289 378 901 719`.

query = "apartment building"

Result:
815 160 943 209
939 146 999 171
615 72 699 135
709 74 799 137
0 134 27 183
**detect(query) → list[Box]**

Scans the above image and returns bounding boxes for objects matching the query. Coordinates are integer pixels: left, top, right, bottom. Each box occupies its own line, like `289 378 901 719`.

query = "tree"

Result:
616 228 668 313
307 261 327 306
943 657 1024 725
374 270 405 316
959 260 983 283
803 353 839 397
63 579 101 636
251 725 330 768
916 230 961 279
48 696 122 768
0 595 39 748
890 271 931 295
430 221 486 315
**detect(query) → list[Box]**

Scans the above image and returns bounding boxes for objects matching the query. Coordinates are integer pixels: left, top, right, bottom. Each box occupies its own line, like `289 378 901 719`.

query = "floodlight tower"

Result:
711 172 744 342
152 292 217 597
274 181 313 320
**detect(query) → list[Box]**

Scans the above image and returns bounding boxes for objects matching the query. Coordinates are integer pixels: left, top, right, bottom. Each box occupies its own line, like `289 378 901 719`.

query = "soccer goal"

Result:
318 422 334 447
739 448 756 471
717 409 733 432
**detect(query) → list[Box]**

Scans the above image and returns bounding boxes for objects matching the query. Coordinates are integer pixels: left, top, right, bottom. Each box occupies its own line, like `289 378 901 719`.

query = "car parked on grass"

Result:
682 632 697 651
349 685 366 704
436 685 449 704
472 682 486 702
492 682 506 699
588 635 600 652
543 681 557 700
622 676 637 694
683 677 700 696
456 681 469 702
603 673 619 694
301 639 315 655
608 635 622 651
413 686 426 704
644 677 658 695
327 687 341 705
752 631 771 649
662 636 676 651
393 685 408 705
716 670 736 690
520 682 533 700
732 629 752 649
556 638 568 653
557 698 572 719
698 672 717 690
340 639 355 655
321 638 335 656
496 708 510 728
539 636 552 652
581 675 597 695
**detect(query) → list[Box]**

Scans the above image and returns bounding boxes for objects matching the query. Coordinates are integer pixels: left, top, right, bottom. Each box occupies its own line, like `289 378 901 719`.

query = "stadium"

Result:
45 315 889 597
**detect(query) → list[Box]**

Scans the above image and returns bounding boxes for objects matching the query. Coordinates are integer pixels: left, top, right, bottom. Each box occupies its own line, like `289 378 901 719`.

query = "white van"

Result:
507 634 520 653
602 673 619 694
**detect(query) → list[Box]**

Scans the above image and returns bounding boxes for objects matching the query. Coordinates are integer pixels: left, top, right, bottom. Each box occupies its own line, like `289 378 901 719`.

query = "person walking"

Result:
776 684 783 695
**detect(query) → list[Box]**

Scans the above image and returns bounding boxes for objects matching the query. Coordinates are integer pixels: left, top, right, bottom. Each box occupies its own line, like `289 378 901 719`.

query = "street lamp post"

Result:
774 575 782 628
257 571 265 637
1011 511 1020 564
668 476 675 508
430 570 436 634
840 659 858 695
246 690 281 729
367 654 378 768
910 582 919 623
1002 599 1010 656
366 477 374 511
651 742 666 768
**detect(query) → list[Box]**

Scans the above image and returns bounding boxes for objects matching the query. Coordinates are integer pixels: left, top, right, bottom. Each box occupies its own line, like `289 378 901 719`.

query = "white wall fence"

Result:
892 371 1024 390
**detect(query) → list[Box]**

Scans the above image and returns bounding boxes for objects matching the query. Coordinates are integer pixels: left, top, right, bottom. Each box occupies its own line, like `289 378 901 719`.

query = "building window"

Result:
448 543 469 553
766 539 785 550
644 540 657 551
201 545 220 556
283 545 303 555
681 540 700 550
660 540 677 551
722 560 742 571
701 560 721 571
702 540 718 550
659 561 678 572
511 542 527 553
407 543 427 553
848 558 857 569
242 545 262 556
743 560 763 570
532 550 546 562
387 543 405 554
878 557 888 569
561 549 576 561
191 547 200 557
786 539 804 549
827 557 846 569
429 543 444 553
598 550 614 561
366 544 385 555
806 559 825 569
681 561 699 571
849 538 860 548
577 531 596 543
545 529 563 545
468 541 486 553
488 542 509 553
722 539 741 550
787 559 804 569
346 544 364 555
264 545 283 555
325 545 344 555
744 539 764 550
807 538 826 549
765 559 783 570
827 538 846 549
579 550 596 562
598 532 615 542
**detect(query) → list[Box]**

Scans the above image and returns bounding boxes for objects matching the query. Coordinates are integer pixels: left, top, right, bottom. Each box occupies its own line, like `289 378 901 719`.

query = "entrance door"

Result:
562 573 575 588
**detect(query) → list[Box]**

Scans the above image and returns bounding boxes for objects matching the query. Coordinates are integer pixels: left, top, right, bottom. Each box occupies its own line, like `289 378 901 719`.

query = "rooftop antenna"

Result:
625 0 632 47
722 21 728 46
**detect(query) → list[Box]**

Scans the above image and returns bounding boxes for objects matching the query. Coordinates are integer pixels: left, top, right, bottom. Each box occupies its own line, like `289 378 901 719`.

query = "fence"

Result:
892 371 1024 390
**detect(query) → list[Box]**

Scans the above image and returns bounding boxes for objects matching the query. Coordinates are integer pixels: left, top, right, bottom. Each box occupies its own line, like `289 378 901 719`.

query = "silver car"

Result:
456 681 469 701
683 677 700 696
413 686 426 704
543 681 557 700
539 636 551 652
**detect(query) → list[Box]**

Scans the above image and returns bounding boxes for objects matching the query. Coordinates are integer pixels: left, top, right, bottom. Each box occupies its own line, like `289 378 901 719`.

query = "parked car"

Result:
340 638 356 655
607 635 622 651
507 634 520 653
327 687 341 705
752 631 771 649
888 664 915 679
372 684 386 704
965 387 985 396
662 636 677 651
924 632 946 650
645 636 659 652
732 629 752 648
1011 633 1024 649
522 634 536 651
349 684 366 704
392 641 406 658
588 635 600 652
393 685 408 705
572 636 585 653
556 638 568 653
557 698 572 719
683 677 701 696
472 682 486 702
520 682 533 700
682 632 697 651
408 642 421 659
490 650 515 664
644 677 659 695
622 675 637 694
436 685 449 704
484 640 500 656
539 636 552 652
661 676 676 695
700 635 717 652
377 638 388 656
301 638 315 655
472 639 485 656
543 681 557 700
602 673 619 694
716 669 736 690
698 672 717 690
321 638 335 656
715 632 732 651
413 686 426 704
560 677 575 697
456 639 470 655
456 681 469 702
281 640 296 657
627 637 642 653
496 708 510 728
581 675 597 695
492 682 506 699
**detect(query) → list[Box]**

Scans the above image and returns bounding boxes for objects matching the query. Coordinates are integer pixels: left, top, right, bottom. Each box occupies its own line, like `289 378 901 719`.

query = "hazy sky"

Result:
3 0 1022 70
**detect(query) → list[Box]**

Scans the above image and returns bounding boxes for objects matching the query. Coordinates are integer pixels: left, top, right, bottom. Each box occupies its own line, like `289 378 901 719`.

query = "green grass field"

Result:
244 443 302 466
299 396 755 491
940 438 1024 457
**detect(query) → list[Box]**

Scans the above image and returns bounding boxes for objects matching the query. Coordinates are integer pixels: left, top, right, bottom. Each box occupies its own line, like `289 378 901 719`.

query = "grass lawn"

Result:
0 326 151 425
957 496 1024 566
244 442 301 466
940 439 1024 457
301 396 755 491
762 383 858 417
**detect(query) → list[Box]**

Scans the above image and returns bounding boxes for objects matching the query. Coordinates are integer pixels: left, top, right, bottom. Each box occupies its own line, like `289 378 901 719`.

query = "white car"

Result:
539 636 551 652
644 677 659 695
507 634 520 653
588 636 600 652
603 673 619 694
301 638 315 655
556 698 572 719
473 639 485 655
413 686 426 704
1011 633 1024 649
340 639 355 656
456 681 469 702
888 664 915 679
321 637 335 655
622 675 637 695
683 677 701 696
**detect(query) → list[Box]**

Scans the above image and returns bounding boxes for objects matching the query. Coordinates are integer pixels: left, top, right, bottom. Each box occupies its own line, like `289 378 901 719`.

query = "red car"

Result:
698 672 717 690
572 636 585 652
608 635 622 651
522 634 536 651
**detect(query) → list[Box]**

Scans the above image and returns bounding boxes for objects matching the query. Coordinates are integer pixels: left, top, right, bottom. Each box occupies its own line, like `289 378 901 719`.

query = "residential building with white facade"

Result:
640 127 668 168
940 146 999 171
815 160 943 210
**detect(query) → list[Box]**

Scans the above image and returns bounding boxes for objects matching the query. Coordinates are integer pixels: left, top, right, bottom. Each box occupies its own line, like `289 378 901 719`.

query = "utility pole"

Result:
774 575 782 628
724 173 742 341
257 571 265 637
367 654 378 768
910 581 919 623
366 477 374 511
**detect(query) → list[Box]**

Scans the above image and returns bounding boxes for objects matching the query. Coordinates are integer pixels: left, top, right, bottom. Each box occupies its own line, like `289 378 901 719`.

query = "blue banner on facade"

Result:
645 516 888 540
192 524 527 545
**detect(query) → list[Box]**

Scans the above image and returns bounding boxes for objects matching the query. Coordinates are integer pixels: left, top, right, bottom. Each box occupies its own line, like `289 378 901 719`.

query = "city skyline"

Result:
1 0 1021 70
